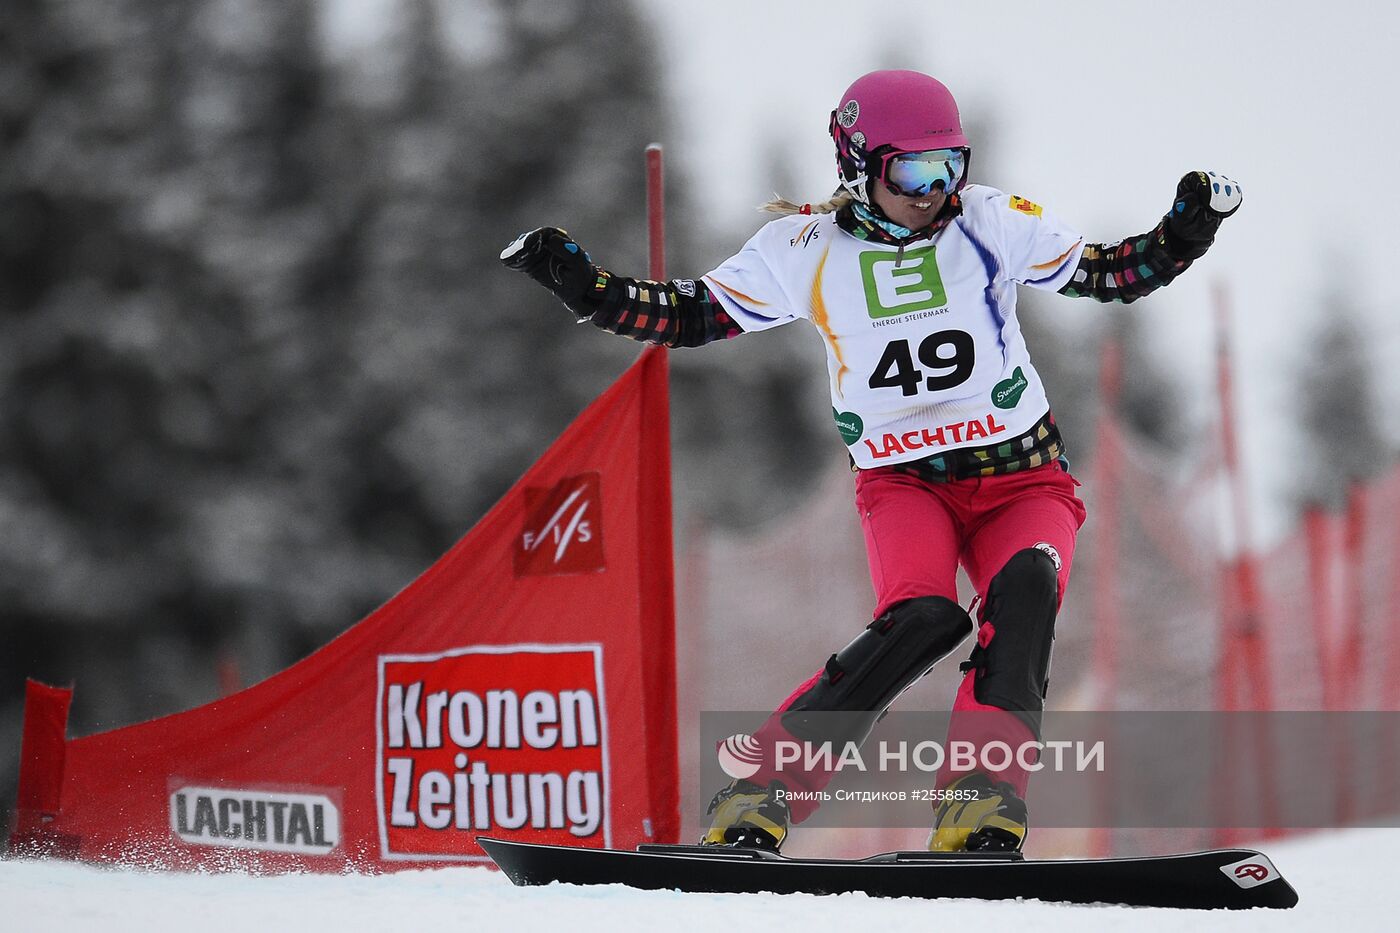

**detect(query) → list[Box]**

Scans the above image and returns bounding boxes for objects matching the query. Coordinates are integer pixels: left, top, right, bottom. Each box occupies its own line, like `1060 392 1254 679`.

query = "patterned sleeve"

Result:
1058 219 1194 304
571 269 745 348
568 217 807 346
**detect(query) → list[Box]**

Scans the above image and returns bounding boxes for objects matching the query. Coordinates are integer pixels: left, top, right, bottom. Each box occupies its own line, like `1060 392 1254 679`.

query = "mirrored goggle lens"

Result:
883 149 966 197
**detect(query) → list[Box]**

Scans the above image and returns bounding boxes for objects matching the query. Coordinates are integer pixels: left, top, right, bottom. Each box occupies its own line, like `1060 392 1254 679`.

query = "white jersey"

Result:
701 185 1085 469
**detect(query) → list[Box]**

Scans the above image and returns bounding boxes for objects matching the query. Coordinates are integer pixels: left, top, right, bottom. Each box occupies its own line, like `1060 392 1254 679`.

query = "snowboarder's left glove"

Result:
499 226 596 305
1164 171 1241 262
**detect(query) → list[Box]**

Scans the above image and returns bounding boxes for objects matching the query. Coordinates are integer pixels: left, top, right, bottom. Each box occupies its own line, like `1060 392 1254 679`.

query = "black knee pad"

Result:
782 595 973 745
962 547 1060 736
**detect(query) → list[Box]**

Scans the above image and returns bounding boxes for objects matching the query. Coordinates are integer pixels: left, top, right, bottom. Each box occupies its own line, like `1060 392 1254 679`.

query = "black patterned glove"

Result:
499 226 596 305
1164 171 1242 261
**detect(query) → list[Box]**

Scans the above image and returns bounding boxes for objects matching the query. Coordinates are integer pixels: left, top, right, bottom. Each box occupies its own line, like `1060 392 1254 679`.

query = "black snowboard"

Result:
478 838 1298 909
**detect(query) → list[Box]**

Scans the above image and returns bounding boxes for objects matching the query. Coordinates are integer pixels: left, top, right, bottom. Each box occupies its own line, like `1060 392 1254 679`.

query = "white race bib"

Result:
703 187 1084 468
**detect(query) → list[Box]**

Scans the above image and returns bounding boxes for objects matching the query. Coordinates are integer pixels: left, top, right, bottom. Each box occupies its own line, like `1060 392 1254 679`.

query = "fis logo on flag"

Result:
377 645 611 861
1008 195 1043 217
516 473 604 577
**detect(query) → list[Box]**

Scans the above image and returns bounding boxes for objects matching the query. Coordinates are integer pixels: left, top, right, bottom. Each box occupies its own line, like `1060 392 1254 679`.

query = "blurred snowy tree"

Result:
0 0 683 833
1293 299 1386 510
1112 311 1188 450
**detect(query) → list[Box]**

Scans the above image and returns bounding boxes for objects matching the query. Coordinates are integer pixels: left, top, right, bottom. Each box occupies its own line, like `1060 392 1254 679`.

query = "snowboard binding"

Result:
929 772 1029 853
701 779 791 851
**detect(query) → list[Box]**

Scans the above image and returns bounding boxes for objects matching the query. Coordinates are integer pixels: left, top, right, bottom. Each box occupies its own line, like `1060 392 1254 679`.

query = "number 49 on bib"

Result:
868 330 975 397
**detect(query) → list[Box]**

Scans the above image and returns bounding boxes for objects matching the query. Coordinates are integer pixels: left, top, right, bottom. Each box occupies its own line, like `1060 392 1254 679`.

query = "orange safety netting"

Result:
674 409 1400 857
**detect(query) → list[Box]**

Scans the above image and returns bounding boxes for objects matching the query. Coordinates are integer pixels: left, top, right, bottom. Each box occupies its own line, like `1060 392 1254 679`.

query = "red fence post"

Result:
1093 338 1122 713
9 679 79 858
1342 485 1367 708
1088 337 1122 858
1304 507 1336 710
1389 467 1400 710
1212 284 1281 843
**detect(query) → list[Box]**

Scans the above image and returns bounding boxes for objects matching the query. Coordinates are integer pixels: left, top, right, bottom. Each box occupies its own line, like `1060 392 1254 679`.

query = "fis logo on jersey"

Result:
169 785 340 855
1008 195 1043 217
378 644 610 860
515 473 604 577
790 220 821 249
859 246 947 319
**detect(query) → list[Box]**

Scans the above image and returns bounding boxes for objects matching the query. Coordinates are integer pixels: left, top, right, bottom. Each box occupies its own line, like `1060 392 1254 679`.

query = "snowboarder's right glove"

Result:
500 226 597 306
1164 171 1242 262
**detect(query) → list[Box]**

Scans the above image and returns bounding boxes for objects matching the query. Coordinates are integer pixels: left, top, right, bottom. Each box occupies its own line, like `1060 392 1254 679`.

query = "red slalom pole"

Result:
646 144 666 279
638 143 678 839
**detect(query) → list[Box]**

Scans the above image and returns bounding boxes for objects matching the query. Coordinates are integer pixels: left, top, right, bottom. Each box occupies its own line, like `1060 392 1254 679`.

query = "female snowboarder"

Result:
501 69 1241 852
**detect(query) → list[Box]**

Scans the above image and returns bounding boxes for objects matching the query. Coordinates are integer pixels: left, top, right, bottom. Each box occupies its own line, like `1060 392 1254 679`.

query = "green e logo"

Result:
860 246 947 319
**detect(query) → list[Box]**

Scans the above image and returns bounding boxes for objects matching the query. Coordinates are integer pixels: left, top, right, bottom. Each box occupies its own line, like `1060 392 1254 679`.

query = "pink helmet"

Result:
830 70 970 204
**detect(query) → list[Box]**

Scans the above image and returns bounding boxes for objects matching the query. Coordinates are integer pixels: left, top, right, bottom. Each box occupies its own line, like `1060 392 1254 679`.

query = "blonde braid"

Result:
760 190 854 216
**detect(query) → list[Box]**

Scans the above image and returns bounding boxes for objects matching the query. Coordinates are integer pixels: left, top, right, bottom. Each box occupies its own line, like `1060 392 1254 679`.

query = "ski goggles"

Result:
876 148 967 198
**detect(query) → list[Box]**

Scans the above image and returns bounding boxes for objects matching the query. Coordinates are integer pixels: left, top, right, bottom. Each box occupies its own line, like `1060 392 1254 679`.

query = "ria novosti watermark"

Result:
702 711 1400 829
718 733 1104 779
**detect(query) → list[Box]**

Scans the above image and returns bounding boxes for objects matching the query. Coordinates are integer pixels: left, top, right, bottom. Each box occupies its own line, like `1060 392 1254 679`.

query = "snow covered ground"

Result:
5 830 1396 932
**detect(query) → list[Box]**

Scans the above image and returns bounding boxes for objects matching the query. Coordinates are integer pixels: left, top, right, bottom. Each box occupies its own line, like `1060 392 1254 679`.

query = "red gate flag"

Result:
10 348 679 870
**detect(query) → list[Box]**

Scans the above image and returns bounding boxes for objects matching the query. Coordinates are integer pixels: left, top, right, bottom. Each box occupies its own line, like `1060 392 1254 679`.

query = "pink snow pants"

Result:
744 461 1087 823
853 460 1085 619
